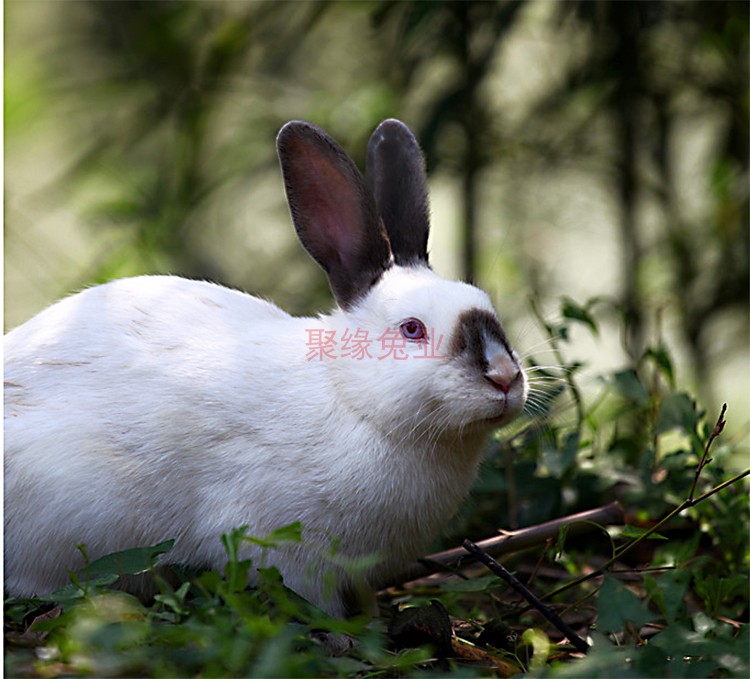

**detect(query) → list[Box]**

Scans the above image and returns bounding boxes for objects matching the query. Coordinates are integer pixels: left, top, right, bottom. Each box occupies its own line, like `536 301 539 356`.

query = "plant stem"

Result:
688 403 727 502
528 297 585 434
463 539 589 653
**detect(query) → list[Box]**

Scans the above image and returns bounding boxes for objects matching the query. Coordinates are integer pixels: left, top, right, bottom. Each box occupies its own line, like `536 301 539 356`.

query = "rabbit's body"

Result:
5 120 527 617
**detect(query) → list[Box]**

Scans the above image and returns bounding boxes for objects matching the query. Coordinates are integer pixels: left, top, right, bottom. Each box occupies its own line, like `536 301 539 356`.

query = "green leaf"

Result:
540 432 580 479
561 297 599 336
520 628 551 671
693 572 748 618
619 525 668 540
610 369 649 406
41 541 174 605
535 632 641 677
643 344 676 387
645 569 690 623
655 393 699 435
84 540 175 579
654 531 701 568
41 574 120 605
153 581 191 619
242 522 304 549
554 524 570 561
440 575 502 593
596 574 653 633
196 569 223 594
649 618 748 673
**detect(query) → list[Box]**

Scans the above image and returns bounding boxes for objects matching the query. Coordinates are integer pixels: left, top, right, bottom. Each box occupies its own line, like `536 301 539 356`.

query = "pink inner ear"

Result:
293 145 363 267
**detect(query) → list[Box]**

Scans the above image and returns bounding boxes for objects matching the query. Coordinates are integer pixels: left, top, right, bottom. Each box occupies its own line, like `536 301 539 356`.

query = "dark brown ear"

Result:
276 121 393 310
366 119 430 266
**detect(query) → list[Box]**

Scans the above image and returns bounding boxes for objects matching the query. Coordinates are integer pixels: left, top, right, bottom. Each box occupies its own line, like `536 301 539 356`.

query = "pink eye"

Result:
399 318 427 342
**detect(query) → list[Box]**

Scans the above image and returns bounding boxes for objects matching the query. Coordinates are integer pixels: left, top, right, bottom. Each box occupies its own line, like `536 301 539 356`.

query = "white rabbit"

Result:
4 119 527 617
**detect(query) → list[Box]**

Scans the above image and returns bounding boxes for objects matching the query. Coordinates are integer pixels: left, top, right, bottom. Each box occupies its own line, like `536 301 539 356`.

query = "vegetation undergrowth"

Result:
5 298 749 678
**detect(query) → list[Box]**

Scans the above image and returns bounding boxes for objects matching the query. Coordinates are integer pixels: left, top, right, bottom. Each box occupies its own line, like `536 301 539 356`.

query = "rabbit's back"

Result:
5 275 303 459
4 275 339 595
5 275 289 361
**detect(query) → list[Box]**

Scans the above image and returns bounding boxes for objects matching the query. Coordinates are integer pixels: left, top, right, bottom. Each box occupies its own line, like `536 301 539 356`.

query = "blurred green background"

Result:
5 0 748 442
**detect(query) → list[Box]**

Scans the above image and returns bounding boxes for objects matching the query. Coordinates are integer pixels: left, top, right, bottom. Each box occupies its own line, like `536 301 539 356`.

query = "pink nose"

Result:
485 355 520 394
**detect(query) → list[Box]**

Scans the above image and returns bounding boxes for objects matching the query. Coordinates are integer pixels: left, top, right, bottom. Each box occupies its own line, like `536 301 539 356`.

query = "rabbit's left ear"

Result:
277 121 393 310
366 119 430 266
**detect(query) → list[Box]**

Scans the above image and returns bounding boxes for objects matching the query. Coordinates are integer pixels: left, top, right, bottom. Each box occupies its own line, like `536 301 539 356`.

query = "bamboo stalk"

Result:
389 501 624 586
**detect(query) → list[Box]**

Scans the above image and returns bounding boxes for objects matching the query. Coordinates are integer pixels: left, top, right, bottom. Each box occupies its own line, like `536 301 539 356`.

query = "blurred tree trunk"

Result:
383 0 523 285
457 1 480 285
553 0 748 407
610 2 645 359
652 5 749 408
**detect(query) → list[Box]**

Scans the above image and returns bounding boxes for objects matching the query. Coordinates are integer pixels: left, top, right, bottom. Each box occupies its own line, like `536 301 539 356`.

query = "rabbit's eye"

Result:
400 318 427 342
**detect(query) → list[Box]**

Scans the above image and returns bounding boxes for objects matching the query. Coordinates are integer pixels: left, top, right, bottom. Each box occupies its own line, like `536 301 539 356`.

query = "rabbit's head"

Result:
277 120 527 441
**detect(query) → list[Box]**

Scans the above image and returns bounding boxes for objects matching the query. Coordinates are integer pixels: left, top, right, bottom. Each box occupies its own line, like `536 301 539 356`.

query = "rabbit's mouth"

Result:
481 388 527 427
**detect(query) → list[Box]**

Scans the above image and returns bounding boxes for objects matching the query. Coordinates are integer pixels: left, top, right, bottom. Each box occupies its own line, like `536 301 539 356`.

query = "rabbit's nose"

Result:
485 353 521 394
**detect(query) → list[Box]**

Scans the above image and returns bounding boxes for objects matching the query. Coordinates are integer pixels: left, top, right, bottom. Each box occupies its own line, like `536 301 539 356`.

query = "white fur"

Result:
5 269 526 615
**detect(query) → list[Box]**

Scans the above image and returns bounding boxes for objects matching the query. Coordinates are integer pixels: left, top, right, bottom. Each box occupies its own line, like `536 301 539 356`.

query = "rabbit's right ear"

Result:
366 119 430 267
277 121 393 310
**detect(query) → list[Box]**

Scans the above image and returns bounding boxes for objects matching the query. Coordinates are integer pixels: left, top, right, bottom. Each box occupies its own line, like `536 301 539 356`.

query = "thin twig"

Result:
688 403 726 503
692 467 750 505
463 539 589 654
527 537 555 588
